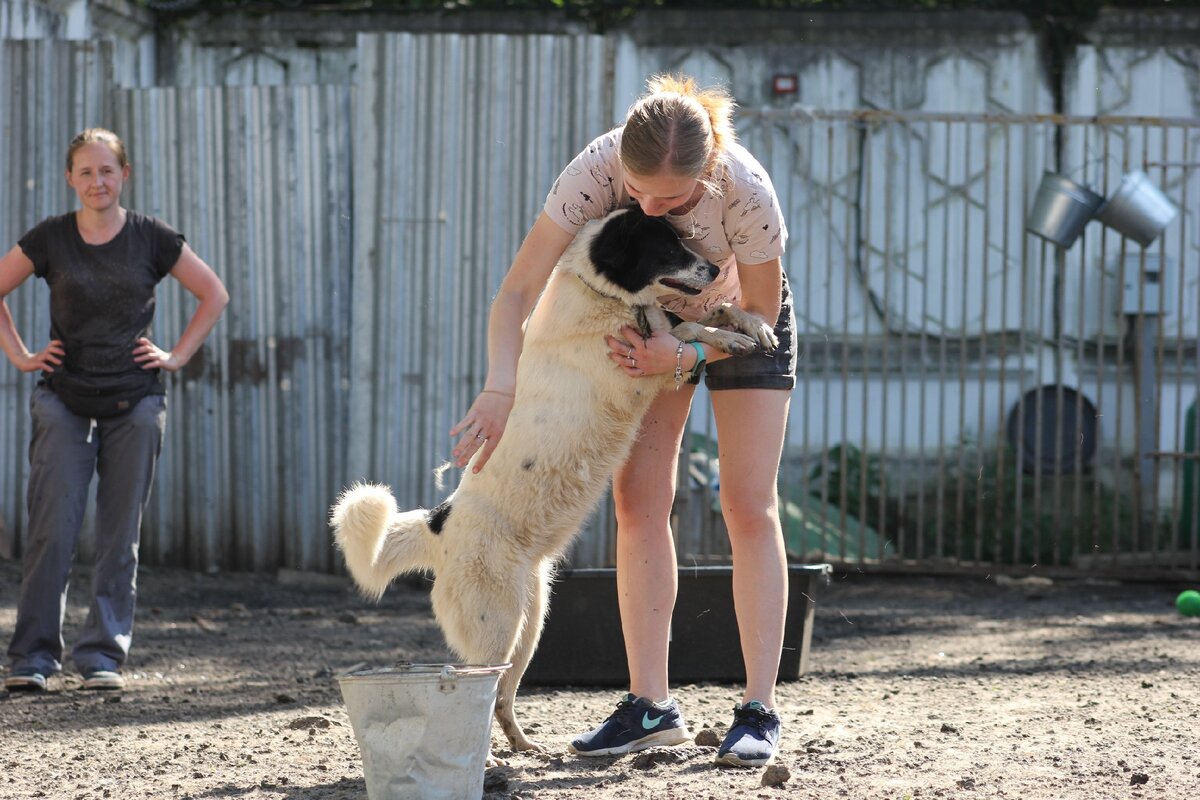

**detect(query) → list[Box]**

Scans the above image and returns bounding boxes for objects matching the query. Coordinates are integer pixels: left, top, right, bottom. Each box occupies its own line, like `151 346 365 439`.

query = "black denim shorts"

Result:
671 273 798 391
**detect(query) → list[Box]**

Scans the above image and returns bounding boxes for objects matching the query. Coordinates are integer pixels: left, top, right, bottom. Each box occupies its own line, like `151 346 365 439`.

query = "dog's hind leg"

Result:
491 558 554 753
330 483 437 600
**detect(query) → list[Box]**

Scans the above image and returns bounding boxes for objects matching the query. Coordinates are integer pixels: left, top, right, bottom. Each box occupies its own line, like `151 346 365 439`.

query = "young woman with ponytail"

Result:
451 75 795 768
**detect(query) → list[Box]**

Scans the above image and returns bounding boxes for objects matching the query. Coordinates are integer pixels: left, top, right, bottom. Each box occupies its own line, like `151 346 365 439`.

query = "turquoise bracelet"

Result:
687 341 707 382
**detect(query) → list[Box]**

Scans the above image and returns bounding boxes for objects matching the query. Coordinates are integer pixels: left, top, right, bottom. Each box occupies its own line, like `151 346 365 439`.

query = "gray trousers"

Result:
7 384 166 675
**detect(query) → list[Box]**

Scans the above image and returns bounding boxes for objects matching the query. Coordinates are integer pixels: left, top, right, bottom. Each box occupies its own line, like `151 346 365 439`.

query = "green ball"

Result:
1176 590 1200 617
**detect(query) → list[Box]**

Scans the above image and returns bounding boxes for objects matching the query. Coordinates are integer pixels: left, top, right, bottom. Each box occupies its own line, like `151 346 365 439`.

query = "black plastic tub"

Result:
523 563 831 687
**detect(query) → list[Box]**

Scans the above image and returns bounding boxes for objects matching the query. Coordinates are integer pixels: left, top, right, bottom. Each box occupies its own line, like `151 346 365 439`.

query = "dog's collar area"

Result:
572 271 623 303
634 306 653 340
571 273 653 341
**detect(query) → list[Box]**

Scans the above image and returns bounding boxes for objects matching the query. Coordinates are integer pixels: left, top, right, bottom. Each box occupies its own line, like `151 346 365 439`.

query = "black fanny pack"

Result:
50 370 158 419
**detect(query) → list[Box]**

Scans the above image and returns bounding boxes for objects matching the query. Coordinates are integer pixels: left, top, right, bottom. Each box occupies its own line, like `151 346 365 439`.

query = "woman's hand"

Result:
133 337 183 371
17 339 64 373
605 326 682 378
450 389 515 472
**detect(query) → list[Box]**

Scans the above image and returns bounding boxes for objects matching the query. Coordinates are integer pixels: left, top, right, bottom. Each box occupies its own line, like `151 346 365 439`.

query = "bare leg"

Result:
711 388 791 708
612 385 695 702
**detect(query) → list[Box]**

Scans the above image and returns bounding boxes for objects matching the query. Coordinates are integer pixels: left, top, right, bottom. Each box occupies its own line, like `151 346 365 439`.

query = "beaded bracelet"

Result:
673 340 686 390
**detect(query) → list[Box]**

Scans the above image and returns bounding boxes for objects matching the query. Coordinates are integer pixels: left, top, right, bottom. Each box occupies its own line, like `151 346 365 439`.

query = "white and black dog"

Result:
331 206 776 758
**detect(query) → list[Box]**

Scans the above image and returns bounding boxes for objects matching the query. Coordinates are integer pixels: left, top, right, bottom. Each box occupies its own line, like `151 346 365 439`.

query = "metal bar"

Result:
915 118 931 562
820 120 836 562
975 119 992 566
800 117 821 561
839 121 853 565
877 120 891 563
895 117 913 564
993 121 1013 567
858 121 872 563
935 119 951 560
741 107 1200 129
955 120 971 565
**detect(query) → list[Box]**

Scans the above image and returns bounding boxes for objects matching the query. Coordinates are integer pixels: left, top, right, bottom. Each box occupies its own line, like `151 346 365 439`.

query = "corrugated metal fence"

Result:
0 40 112 559
2 38 1198 577
114 83 355 571
347 33 617 567
1 34 618 570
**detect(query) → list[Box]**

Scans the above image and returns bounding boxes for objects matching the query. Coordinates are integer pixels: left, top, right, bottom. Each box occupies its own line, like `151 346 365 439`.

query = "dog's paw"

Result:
697 303 779 352
708 330 759 356
513 737 547 754
749 320 779 352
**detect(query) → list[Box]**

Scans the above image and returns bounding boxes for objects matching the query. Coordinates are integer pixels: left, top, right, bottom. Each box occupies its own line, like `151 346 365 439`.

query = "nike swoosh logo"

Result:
642 712 666 730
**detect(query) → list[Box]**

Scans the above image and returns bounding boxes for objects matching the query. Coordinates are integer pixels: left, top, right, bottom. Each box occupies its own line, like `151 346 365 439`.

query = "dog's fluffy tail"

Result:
330 482 436 601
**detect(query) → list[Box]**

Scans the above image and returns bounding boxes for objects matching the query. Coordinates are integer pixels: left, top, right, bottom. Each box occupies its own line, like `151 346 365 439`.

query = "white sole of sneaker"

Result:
714 751 776 768
4 677 47 692
81 676 124 691
569 726 692 757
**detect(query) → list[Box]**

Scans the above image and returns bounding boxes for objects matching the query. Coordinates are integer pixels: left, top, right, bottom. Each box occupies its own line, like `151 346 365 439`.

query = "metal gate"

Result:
674 108 1200 579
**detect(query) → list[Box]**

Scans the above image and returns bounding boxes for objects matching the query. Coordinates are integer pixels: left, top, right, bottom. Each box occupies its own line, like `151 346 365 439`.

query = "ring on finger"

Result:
475 433 486 441
631 358 637 369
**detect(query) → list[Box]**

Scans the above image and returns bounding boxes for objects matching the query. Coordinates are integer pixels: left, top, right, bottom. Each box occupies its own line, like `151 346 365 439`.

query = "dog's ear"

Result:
587 209 640 285
587 207 680 293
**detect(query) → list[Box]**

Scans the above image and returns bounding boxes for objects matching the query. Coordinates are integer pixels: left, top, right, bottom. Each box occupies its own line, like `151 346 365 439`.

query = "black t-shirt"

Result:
19 211 184 391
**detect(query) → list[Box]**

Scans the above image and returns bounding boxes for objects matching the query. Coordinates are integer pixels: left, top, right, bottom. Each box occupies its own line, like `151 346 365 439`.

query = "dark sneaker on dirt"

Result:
81 669 125 691
715 701 781 767
569 693 691 756
4 668 47 693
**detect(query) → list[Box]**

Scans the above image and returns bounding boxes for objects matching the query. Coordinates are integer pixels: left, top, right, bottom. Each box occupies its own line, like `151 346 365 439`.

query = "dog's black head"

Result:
575 206 720 304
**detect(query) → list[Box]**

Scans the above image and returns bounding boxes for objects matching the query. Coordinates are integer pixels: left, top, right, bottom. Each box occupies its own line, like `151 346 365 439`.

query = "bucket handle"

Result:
437 663 513 694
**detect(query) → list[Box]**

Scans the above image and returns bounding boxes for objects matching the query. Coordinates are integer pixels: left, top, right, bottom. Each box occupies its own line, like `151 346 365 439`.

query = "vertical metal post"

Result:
1125 258 1165 551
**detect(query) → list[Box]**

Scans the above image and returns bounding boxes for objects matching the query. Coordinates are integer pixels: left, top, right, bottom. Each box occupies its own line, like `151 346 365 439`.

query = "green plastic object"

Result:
1176 590 1200 617
781 492 894 562
1182 401 1198 547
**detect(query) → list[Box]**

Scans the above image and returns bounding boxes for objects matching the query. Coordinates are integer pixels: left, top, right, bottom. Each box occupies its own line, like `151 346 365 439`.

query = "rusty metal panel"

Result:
0 0 63 39
113 83 354 572
0 39 112 559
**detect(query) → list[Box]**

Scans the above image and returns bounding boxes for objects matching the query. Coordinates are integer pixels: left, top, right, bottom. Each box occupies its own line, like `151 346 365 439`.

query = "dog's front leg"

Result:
696 302 779 350
670 320 758 356
670 303 777 356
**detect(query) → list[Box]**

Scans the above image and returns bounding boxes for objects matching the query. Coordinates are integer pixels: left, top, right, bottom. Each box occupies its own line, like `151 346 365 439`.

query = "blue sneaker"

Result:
715 701 781 767
569 693 691 756
4 668 47 693
81 669 124 691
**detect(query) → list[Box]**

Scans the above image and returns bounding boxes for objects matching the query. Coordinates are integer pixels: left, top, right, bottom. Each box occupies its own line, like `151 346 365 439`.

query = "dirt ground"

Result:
1 558 1197 800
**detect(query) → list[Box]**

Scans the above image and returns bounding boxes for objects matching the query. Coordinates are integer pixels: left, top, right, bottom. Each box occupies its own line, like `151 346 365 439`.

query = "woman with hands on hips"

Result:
451 75 797 768
1 128 229 693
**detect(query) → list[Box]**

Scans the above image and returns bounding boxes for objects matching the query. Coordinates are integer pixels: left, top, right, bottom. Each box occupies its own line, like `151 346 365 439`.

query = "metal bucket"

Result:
338 663 510 800
1095 170 1179 247
1025 171 1105 248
